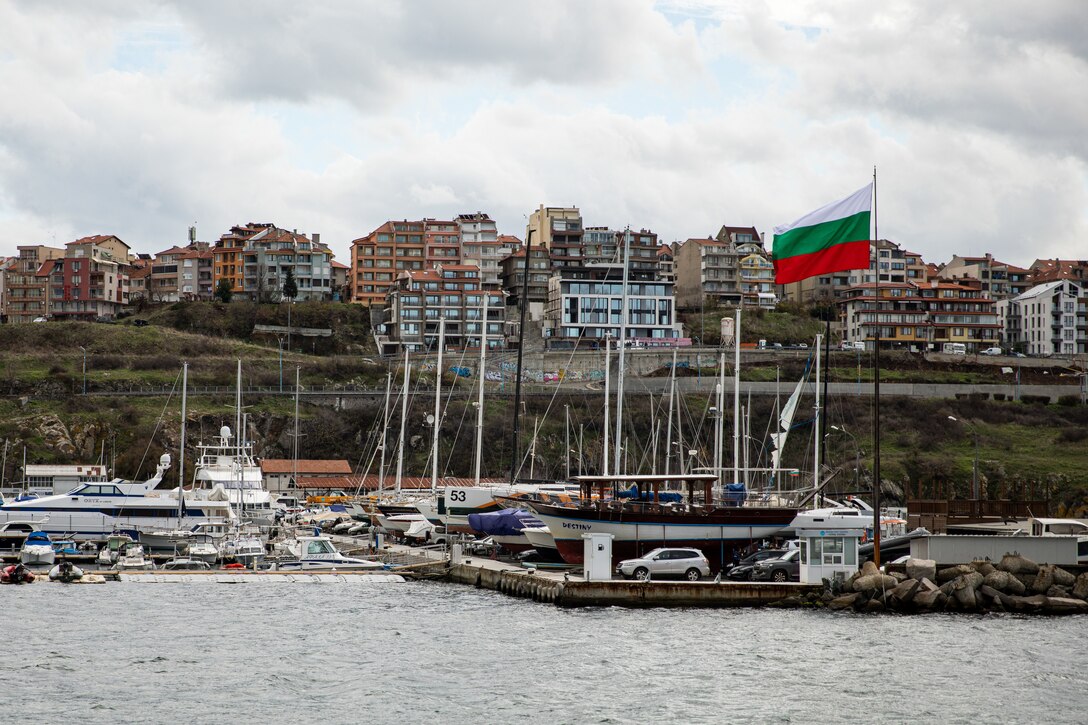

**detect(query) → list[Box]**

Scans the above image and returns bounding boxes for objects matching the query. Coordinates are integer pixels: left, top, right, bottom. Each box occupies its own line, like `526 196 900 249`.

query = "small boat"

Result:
1 563 35 584
161 557 212 571
51 540 80 557
376 512 426 534
272 535 386 572
48 560 85 582
186 541 218 564
97 533 135 567
113 542 155 571
220 534 265 567
20 531 56 567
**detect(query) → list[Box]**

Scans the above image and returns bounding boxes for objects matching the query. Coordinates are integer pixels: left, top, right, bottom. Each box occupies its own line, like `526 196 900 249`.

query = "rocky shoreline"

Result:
773 554 1088 614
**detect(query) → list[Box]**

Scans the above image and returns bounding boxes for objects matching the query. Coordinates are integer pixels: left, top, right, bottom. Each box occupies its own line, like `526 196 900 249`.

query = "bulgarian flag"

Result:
772 183 873 285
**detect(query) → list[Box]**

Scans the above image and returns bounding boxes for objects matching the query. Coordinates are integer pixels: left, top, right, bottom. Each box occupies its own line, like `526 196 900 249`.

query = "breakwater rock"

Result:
772 555 1088 615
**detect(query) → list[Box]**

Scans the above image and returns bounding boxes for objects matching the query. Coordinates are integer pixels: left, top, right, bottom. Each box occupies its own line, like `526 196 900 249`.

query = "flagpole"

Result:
871 166 882 567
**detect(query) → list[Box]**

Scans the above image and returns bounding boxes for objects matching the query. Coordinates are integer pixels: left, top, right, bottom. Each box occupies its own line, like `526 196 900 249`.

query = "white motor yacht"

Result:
272 535 385 572
192 426 275 527
0 454 235 542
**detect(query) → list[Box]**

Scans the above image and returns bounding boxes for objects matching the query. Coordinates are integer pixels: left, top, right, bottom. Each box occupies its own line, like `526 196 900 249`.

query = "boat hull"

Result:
527 502 797 568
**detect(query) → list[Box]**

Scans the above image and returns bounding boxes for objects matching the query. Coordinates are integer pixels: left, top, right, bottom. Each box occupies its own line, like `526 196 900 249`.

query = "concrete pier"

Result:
396 546 820 608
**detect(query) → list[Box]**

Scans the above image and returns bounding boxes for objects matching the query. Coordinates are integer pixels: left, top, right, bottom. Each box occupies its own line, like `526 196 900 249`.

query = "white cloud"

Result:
0 0 1085 271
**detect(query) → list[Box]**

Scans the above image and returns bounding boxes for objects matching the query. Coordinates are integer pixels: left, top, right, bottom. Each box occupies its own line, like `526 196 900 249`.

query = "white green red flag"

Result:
772 183 873 284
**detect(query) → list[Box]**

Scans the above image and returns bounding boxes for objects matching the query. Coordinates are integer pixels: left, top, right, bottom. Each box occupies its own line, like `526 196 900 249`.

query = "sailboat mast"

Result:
872 166 882 566
814 333 822 492
716 353 725 482
474 298 487 486
602 340 611 476
379 372 391 494
395 349 410 495
509 230 533 483
733 308 741 486
431 317 445 495
235 360 242 459
293 366 300 490
665 349 676 476
613 227 632 475
178 362 187 521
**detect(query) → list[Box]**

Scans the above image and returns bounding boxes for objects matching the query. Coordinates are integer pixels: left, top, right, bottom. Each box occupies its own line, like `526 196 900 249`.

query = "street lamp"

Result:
947 416 979 500
79 345 87 395
829 425 862 492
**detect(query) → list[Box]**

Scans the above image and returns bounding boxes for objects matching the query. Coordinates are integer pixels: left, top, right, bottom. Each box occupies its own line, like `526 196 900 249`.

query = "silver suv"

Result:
617 548 711 581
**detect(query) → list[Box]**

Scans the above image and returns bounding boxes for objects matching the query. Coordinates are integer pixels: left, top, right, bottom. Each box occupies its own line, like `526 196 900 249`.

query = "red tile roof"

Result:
293 475 507 491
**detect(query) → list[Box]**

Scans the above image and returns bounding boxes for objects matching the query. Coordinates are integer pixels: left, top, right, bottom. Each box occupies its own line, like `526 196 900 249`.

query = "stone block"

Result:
1044 597 1088 614
1073 573 1088 600
997 554 1039 575
937 564 974 584
829 592 861 610
905 558 936 582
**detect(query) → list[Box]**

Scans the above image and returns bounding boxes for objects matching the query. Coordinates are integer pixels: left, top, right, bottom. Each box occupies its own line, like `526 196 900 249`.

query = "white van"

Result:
942 342 967 355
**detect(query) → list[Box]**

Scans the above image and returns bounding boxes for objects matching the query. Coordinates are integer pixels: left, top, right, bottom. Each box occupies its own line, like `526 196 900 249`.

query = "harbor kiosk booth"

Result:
791 509 867 584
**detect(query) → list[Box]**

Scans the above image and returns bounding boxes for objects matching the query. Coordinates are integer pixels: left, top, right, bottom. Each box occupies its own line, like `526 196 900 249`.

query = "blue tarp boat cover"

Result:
24 531 50 545
329 504 347 513
723 483 748 505
616 486 682 503
467 509 544 536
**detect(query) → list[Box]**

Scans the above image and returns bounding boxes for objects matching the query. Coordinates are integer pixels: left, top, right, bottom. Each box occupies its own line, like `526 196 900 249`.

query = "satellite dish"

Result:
425 414 436 425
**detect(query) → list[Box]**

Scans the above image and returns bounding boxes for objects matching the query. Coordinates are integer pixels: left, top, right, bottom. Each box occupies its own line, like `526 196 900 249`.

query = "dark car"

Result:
133 319 150 327
726 548 787 581
750 549 801 582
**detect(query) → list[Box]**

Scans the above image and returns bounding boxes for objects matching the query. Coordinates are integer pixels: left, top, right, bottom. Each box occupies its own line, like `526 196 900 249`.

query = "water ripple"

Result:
2 581 1087 724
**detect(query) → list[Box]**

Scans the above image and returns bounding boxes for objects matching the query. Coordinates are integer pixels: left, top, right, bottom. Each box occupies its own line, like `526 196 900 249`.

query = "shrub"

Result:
1021 395 1050 405
1057 427 1088 444
131 355 176 371
1057 394 1082 407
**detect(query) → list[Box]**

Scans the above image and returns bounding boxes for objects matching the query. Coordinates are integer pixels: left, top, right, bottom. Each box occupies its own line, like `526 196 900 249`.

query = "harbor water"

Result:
3 581 1087 724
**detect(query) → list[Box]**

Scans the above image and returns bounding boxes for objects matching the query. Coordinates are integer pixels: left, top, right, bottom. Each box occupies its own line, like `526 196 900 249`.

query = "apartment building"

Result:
214 223 333 301
379 263 506 355
996 280 1086 356
179 246 214 300
331 261 349 300
838 278 1000 351
939 254 1032 300
1029 259 1088 286
424 218 461 268
47 236 131 320
526 205 583 270
673 237 740 309
738 252 777 308
543 264 682 342
580 227 660 275
499 245 552 319
351 220 426 306
4 244 64 322
657 244 675 284
456 214 503 285
150 243 212 302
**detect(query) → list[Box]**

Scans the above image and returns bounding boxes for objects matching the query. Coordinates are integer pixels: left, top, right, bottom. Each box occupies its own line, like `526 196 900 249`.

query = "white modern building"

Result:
544 265 683 342
996 280 1086 356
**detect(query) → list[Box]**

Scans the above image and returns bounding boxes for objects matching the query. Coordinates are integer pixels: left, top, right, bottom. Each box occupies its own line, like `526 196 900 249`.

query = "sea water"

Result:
3 581 1086 724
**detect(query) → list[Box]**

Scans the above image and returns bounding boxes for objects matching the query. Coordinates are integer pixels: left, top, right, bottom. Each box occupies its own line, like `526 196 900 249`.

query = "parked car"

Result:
980 347 1002 356
617 547 711 581
1012 351 1027 358
133 319 150 327
750 549 801 582
726 548 788 581
32 317 48 323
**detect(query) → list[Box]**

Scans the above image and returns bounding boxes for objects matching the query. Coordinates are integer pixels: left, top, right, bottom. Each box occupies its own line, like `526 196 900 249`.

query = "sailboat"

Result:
522 247 801 568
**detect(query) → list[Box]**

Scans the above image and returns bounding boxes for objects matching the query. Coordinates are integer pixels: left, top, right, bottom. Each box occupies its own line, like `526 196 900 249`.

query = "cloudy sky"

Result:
1 1 1085 268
